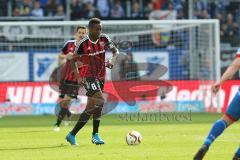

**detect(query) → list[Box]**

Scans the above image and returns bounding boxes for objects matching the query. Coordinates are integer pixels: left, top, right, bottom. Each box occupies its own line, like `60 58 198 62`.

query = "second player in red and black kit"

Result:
53 26 87 131
66 18 119 145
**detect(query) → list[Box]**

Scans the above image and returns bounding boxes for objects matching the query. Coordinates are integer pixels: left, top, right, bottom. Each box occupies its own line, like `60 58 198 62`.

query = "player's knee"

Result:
95 99 104 107
92 106 103 119
222 114 235 126
92 94 104 106
64 95 72 101
59 99 71 109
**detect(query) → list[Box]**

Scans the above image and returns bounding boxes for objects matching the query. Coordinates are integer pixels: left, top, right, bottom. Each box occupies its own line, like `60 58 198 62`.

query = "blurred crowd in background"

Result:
0 0 235 20
193 0 240 47
0 0 187 19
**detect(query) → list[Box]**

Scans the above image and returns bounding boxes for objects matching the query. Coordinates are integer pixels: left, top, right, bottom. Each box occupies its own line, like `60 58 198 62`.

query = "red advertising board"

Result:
0 80 239 112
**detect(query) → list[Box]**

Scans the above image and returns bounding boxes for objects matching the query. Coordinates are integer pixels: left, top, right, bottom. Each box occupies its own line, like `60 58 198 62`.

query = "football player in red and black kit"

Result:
66 18 119 145
53 26 87 131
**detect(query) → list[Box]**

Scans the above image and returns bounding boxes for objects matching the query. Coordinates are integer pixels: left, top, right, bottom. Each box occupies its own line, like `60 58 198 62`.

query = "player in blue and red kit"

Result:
194 48 240 160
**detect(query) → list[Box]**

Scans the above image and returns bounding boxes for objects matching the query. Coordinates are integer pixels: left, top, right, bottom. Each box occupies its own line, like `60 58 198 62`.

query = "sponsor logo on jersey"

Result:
89 49 105 56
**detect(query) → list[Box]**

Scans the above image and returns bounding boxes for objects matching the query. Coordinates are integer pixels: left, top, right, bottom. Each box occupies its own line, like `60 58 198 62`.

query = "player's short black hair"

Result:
88 18 101 28
76 25 86 31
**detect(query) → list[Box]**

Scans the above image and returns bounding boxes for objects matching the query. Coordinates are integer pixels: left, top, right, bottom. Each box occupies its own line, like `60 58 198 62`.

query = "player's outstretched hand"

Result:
211 82 221 95
106 60 113 69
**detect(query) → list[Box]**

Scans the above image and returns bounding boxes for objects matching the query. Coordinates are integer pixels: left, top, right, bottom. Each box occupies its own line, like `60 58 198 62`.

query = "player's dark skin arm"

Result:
111 47 118 55
107 47 119 68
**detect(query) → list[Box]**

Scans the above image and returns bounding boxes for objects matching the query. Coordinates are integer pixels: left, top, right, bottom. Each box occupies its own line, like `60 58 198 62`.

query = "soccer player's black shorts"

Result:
84 78 104 97
59 80 80 99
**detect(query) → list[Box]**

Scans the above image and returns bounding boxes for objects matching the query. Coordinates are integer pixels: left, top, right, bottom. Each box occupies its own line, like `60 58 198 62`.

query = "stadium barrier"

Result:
0 80 238 115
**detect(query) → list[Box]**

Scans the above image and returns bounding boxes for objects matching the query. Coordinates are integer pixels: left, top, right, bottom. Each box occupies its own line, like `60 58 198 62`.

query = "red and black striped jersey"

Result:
75 33 114 80
60 40 79 82
62 40 76 55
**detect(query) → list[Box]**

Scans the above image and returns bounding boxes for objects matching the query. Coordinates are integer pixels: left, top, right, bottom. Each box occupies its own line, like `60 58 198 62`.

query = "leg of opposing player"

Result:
231 92 240 160
194 92 240 160
233 151 240 160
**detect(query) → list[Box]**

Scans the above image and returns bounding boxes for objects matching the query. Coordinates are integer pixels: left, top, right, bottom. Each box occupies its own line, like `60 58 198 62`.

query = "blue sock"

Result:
236 147 240 155
204 119 228 147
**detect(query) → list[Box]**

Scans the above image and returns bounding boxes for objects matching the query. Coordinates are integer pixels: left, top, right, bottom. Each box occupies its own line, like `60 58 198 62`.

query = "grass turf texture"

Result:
0 113 239 160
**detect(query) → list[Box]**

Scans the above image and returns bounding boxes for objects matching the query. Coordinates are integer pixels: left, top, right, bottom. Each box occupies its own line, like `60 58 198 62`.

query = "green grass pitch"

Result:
0 113 239 160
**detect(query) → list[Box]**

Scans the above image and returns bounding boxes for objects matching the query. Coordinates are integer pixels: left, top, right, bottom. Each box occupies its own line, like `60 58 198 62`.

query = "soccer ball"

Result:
126 131 142 145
